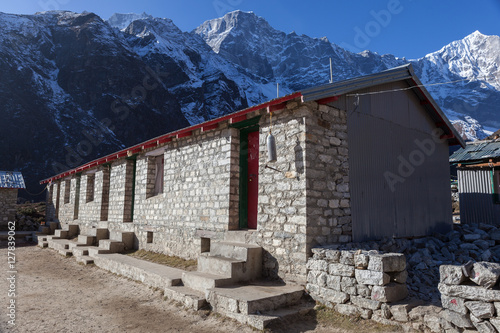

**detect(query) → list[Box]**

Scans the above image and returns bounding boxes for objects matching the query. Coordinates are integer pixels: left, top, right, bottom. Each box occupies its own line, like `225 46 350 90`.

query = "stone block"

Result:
356 284 371 297
334 303 359 316
350 295 381 310
329 263 354 277
371 283 408 303
359 308 372 319
340 251 354 265
325 249 340 262
470 262 500 289
307 259 328 272
441 294 468 315
441 309 473 329
390 270 408 284
440 265 466 285
340 277 357 295
321 287 349 304
490 318 500 332
368 253 406 272
389 304 409 322
326 275 341 291
354 251 369 269
464 301 495 319
438 283 500 302
355 269 390 286
472 320 496 333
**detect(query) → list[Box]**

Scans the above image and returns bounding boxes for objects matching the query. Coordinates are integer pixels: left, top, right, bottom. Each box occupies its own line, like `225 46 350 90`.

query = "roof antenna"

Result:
329 58 333 84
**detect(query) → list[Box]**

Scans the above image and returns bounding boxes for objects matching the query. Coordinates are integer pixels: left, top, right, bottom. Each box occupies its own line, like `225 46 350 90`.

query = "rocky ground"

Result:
338 223 500 304
0 243 400 333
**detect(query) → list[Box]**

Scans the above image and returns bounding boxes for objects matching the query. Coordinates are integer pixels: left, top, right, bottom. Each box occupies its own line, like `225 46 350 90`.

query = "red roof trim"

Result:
40 92 302 184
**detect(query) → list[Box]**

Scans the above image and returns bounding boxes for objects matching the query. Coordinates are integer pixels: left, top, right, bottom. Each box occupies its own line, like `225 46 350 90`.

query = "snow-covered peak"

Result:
423 31 500 90
107 12 153 30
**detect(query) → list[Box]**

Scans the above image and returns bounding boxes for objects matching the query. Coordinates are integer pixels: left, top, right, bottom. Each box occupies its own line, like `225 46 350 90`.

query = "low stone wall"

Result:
306 247 408 320
439 262 500 332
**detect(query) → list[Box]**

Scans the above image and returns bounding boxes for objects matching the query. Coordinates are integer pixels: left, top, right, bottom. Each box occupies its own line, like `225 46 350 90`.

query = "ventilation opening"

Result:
147 231 154 244
201 237 210 253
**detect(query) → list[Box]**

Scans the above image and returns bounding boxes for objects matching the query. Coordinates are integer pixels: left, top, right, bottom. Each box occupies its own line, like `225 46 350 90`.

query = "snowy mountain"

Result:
0 9 498 197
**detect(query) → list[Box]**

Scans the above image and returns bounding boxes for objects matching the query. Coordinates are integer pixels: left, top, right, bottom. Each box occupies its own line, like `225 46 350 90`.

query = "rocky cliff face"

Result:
0 10 498 198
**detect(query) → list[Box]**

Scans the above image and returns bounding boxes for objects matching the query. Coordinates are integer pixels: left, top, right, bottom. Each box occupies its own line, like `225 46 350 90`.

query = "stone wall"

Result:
306 247 408 320
58 178 75 223
438 262 500 332
304 102 351 250
0 188 17 229
77 171 105 224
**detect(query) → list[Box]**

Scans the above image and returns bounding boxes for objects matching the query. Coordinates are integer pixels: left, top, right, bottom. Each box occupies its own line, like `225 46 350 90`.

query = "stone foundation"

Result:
306 248 408 320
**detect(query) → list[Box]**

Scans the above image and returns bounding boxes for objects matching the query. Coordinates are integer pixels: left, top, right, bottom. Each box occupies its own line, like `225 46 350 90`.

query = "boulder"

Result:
470 262 500 289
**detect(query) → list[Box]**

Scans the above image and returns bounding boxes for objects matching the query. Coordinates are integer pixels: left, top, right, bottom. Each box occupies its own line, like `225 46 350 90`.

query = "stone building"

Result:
0 171 25 230
41 64 463 283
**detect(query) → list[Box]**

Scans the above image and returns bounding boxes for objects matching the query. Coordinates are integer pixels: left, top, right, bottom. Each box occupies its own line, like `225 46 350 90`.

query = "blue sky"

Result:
2 0 499 59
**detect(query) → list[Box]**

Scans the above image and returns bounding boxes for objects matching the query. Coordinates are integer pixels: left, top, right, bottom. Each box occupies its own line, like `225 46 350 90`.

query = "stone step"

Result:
92 253 183 288
48 239 70 251
58 249 73 257
76 255 94 265
77 235 96 246
198 254 245 278
72 247 90 257
54 229 69 239
164 285 207 310
227 301 315 330
210 241 262 263
67 241 87 250
99 239 124 253
181 271 234 295
66 224 79 238
109 231 135 250
207 283 304 316
37 241 48 248
87 228 109 242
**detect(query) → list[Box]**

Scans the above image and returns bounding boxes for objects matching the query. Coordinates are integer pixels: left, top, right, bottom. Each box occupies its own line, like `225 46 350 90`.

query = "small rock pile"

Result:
336 223 500 303
306 249 408 320
438 262 500 332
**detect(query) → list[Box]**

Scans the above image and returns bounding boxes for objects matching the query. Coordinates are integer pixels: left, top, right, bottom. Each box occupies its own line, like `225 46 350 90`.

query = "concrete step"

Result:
77 235 95 246
109 231 135 250
66 224 79 238
48 239 70 251
181 271 233 295
210 241 262 263
58 249 73 257
54 229 69 239
37 241 48 248
87 228 109 242
88 246 111 256
99 239 124 253
92 253 183 288
67 241 87 250
72 247 90 257
164 285 207 310
198 254 245 278
76 255 94 265
207 283 304 315
227 301 315 330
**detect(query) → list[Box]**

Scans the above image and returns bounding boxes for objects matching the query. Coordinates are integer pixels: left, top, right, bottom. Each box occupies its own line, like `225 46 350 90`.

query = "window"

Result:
147 155 164 198
147 231 154 244
86 174 95 203
64 179 71 204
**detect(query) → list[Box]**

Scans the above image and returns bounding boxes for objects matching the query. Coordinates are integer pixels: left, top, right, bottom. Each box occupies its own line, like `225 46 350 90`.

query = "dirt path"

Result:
0 244 399 333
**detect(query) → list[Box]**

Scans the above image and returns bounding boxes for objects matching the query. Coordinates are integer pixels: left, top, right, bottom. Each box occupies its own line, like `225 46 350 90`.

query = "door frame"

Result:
230 117 261 229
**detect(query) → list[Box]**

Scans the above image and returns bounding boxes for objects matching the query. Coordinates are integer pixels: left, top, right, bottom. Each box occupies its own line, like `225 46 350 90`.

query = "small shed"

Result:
0 171 26 229
450 139 500 224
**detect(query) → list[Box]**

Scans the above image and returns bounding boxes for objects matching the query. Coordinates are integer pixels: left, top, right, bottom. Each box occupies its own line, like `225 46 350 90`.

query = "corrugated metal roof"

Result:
450 140 500 163
0 171 26 189
302 64 464 148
